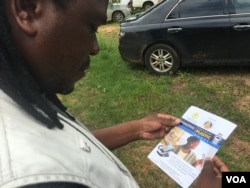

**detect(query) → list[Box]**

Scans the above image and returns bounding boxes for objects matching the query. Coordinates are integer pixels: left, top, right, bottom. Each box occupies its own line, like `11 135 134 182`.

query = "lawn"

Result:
60 23 250 188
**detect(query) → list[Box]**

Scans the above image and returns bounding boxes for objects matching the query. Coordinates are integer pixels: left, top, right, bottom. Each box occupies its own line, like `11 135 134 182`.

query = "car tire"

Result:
112 11 125 22
143 2 153 10
144 44 180 75
128 2 132 8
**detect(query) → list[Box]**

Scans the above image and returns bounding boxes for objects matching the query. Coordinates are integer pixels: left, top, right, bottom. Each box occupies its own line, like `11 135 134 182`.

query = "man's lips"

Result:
80 58 90 72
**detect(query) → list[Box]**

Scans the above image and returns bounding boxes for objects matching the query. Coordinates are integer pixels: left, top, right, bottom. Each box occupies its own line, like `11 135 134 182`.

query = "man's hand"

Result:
195 156 229 188
139 113 181 140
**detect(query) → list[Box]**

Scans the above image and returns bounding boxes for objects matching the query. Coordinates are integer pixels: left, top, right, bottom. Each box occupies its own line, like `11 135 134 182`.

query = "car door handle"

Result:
233 24 250 31
167 28 182 33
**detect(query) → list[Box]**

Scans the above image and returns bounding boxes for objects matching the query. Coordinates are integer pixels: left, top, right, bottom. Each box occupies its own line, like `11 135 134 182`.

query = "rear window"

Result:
233 0 250 14
169 0 224 19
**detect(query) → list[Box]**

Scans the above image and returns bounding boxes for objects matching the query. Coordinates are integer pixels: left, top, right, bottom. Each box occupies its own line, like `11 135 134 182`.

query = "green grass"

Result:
60 23 250 188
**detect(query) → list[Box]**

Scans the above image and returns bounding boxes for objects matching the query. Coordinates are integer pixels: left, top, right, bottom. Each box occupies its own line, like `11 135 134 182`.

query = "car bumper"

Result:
118 31 147 64
118 44 144 64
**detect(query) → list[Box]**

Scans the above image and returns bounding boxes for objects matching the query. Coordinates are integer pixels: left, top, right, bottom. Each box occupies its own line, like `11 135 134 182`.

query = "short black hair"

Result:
187 136 200 143
53 0 75 9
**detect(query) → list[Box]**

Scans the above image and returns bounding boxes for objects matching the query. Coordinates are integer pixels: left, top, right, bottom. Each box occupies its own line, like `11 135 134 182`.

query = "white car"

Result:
136 0 162 9
107 2 131 22
120 0 161 9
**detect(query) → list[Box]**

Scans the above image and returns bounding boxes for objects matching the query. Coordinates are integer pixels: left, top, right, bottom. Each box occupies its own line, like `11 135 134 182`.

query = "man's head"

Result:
4 0 108 94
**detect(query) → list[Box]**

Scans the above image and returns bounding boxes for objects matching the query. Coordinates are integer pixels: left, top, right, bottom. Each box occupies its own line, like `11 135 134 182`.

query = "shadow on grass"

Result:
181 66 250 75
125 62 250 76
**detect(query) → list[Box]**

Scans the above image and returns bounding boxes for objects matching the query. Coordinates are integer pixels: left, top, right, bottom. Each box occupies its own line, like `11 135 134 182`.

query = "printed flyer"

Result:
148 106 237 188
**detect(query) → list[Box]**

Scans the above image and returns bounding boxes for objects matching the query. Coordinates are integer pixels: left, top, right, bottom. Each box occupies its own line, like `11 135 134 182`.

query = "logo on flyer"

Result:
191 112 200 120
203 121 213 129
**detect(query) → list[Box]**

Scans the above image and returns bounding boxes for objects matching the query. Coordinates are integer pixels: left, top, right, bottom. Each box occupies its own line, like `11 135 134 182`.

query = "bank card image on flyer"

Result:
148 106 237 188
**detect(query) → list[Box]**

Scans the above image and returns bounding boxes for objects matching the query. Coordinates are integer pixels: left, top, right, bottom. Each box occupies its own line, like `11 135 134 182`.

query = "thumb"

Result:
195 160 220 188
201 160 215 176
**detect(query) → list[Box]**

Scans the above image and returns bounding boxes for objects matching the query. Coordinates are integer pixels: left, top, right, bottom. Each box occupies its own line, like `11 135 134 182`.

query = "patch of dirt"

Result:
99 24 119 33
230 137 250 160
197 72 250 116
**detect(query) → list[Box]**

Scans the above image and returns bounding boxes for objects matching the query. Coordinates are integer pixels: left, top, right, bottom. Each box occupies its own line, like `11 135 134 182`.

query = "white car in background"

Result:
120 0 161 10
132 0 162 9
107 1 131 22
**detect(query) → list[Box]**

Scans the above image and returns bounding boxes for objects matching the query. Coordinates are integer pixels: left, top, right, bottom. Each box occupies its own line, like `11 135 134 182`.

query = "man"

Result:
0 0 229 187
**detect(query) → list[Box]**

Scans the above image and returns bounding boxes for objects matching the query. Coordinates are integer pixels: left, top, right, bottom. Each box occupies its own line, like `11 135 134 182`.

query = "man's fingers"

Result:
213 156 230 172
201 160 215 176
157 113 181 126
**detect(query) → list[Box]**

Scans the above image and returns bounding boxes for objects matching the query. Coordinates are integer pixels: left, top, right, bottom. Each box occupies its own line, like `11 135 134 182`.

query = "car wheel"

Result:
145 44 180 75
143 2 153 10
128 2 132 8
112 11 125 22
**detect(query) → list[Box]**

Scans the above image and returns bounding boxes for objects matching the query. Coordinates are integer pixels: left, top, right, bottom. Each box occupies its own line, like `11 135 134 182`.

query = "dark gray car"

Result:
118 0 250 75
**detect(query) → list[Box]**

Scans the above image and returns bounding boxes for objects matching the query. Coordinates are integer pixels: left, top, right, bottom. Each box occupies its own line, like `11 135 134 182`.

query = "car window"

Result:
232 0 250 14
168 0 224 19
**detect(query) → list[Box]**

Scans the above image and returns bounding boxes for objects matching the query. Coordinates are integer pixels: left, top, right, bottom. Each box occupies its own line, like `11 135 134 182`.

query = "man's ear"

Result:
10 0 42 36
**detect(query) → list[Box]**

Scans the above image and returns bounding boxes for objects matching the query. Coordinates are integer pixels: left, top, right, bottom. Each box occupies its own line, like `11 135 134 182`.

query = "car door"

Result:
229 0 250 61
161 0 230 63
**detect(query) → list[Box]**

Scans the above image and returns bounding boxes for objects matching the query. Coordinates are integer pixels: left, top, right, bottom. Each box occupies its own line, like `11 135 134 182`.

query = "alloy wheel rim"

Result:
150 49 173 73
